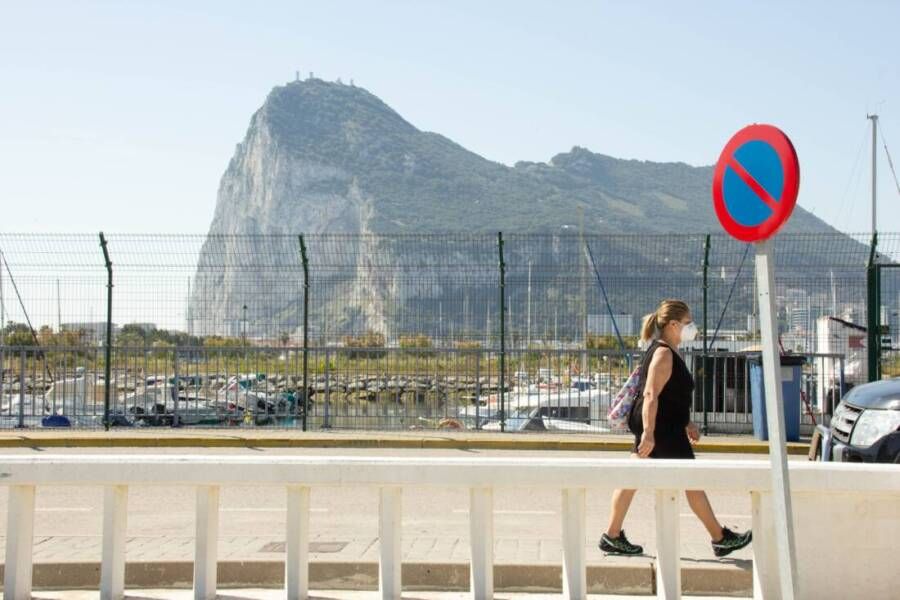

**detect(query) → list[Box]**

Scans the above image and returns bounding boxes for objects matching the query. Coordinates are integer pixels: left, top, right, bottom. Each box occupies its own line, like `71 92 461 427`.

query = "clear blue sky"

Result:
2 0 898 234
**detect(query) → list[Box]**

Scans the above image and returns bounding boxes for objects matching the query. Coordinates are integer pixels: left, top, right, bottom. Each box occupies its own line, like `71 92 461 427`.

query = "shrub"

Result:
340 330 386 358
399 334 435 356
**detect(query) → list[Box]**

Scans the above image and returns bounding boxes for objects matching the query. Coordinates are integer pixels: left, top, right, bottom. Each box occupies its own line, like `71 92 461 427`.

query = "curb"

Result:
0 432 809 455
0 561 752 596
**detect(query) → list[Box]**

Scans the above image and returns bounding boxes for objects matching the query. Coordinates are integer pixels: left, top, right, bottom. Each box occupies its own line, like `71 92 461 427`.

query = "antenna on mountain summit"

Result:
295 71 300 82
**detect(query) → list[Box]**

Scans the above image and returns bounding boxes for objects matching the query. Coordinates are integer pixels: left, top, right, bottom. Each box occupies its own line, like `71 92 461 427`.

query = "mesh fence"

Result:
1 231 898 431
2 232 898 348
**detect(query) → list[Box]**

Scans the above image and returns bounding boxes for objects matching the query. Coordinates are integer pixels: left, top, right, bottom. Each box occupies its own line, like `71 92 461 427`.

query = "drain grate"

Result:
259 541 348 553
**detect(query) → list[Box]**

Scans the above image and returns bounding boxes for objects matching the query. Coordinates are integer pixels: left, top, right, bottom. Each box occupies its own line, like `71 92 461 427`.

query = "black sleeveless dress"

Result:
628 340 695 459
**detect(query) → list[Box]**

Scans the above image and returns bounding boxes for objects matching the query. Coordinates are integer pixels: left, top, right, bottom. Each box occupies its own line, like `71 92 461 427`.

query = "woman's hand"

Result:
686 422 701 444
638 431 655 458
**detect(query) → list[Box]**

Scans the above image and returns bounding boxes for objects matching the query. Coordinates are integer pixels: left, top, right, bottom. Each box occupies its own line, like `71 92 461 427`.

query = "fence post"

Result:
655 489 682 598
475 348 481 430
99 232 113 431
299 235 310 431
286 485 310 600
561 488 587 600
172 347 180 427
702 234 711 434
498 232 506 432
469 487 494 600
0 347 5 414
18 348 25 428
838 357 846 404
323 349 331 428
866 232 879 381
378 486 402 600
4 484 36 599
194 485 220 600
100 484 128 600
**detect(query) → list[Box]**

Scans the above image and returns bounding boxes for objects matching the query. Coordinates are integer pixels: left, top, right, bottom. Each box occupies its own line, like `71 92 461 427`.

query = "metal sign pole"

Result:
754 239 798 599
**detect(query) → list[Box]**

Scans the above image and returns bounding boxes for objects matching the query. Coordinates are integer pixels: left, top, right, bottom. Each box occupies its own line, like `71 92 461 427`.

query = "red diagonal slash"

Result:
728 157 780 211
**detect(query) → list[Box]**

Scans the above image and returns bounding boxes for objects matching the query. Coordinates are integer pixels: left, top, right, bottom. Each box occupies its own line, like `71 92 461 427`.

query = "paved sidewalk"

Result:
3 533 752 567
0 528 752 594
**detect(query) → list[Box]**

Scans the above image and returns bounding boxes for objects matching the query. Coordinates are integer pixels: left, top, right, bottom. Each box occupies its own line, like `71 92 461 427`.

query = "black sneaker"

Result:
599 530 643 555
712 527 752 557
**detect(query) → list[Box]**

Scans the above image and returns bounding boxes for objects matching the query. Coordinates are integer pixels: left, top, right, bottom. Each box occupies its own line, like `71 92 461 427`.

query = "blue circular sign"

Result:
712 124 800 242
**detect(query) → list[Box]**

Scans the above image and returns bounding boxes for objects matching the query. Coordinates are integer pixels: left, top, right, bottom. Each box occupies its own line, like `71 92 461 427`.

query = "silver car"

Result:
812 378 900 463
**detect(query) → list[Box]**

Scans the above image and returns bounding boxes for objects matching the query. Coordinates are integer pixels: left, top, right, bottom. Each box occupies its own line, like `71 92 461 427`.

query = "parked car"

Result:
811 378 900 463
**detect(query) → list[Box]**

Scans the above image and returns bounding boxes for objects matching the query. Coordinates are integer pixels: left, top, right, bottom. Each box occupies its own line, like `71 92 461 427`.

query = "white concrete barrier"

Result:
1 455 898 600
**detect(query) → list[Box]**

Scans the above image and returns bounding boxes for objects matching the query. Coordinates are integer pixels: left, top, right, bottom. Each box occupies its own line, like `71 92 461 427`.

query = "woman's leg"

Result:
684 490 724 541
606 488 637 537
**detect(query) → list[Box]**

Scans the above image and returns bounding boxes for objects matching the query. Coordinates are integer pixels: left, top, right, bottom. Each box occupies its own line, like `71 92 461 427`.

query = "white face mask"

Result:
680 322 698 343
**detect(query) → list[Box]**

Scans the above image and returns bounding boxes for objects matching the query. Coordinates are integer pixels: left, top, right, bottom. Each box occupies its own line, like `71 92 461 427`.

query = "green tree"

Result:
37 325 55 346
2 322 36 346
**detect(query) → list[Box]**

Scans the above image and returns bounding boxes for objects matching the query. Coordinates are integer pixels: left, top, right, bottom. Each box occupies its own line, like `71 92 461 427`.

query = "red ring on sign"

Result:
712 124 800 243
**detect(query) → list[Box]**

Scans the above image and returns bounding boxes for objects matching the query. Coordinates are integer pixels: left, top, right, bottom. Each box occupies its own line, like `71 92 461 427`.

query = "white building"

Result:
60 321 119 343
587 314 634 337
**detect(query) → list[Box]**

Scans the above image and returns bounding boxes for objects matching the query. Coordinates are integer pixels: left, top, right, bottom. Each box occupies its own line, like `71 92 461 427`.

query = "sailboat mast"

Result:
868 113 878 234
57 278 62 332
830 269 837 316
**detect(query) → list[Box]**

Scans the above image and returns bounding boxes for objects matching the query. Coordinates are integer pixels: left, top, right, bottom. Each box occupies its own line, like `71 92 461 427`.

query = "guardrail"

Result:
2 455 898 599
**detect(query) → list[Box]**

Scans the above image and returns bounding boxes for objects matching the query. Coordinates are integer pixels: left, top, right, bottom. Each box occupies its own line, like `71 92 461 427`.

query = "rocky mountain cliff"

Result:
190 79 842 340
206 79 833 236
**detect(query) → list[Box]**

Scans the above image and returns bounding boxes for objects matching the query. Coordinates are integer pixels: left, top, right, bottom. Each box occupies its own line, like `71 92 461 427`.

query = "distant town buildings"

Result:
60 321 119 343
587 313 635 337
288 70 355 86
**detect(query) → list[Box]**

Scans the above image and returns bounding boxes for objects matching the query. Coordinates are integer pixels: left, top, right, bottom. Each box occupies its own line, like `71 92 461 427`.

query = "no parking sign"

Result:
712 123 801 598
712 124 799 242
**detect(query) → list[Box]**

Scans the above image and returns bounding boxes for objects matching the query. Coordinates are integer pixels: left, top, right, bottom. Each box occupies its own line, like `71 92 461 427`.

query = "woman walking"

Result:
599 299 752 558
